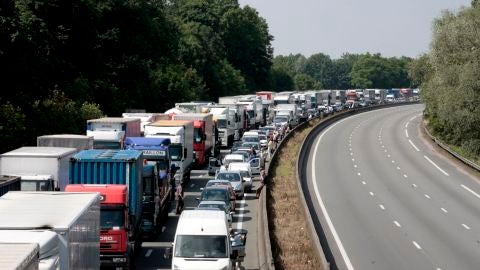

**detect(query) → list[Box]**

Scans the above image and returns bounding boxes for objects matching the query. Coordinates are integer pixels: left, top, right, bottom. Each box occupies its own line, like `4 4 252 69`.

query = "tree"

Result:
294 74 318 90
269 66 295 91
304 53 335 89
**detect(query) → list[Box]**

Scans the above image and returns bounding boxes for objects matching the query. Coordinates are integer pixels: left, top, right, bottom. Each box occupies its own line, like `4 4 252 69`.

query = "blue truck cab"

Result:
125 137 171 238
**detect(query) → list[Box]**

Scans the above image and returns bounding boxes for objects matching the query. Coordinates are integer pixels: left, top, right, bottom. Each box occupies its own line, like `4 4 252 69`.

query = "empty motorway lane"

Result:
305 104 480 270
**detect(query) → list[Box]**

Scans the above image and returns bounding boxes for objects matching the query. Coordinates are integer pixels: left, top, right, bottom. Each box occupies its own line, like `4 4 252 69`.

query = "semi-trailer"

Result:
0 147 77 191
0 175 20 196
69 149 144 269
87 117 141 149
0 192 101 269
37 134 94 150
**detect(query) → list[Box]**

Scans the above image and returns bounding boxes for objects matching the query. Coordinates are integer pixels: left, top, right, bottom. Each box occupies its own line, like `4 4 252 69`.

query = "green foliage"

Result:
0 102 27 153
294 74 318 90
420 5 480 160
269 66 295 92
304 53 335 89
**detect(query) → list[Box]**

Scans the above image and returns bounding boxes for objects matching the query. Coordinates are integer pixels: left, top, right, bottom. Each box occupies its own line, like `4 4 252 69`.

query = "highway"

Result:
136 164 262 269
305 104 480 270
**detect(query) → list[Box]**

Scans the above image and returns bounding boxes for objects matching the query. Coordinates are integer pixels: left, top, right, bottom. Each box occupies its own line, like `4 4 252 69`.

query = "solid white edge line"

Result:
405 122 409 128
424 155 449 176
462 224 471 230
405 129 409 138
313 118 355 270
408 139 420 152
460 184 480 199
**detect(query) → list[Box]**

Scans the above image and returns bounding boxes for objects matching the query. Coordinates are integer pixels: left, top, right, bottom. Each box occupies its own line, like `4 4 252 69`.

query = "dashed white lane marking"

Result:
369 192 374 196
405 129 409 138
424 155 449 176
412 184 417 188
461 184 480 199
384 149 387 152
313 120 354 270
441 208 448 213
412 241 422 250
190 184 195 188
236 194 252 230
161 226 166 233
349 148 352 151
357 172 361 176
145 249 153 257
394 220 401 227
381 145 385 148
391 160 395 163
362 181 366 185
387 154 391 158
462 224 471 230
352 158 355 162
424 194 431 199
379 204 385 210
403 174 408 178
396 166 401 170
350 153 353 156
354 165 358 168
409 139 420 151
405 122 409 128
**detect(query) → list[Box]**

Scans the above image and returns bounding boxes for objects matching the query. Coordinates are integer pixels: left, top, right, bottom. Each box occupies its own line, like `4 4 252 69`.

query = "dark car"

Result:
198 186 236 212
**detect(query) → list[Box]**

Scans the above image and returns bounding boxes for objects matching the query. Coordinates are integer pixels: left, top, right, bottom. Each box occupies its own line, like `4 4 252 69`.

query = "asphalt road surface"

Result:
137 151 262 269
305 104 480 270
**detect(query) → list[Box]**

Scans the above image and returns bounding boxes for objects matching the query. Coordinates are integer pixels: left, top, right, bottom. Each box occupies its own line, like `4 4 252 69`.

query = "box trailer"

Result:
37 134 94 150
87 117 141 149
0 147 77 191
0 192 100 269
0 175 21 196
0 243 39 270
0 230 59 270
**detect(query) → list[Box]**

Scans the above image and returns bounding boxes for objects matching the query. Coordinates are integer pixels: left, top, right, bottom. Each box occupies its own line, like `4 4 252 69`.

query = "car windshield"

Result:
198 203 227 213
216 173 241 182
174 235 227 258
206 181 229 187
217 119 227 128
201 189 229 201
274 117 288 123
194 128 203 143
243 137 259 143
242 143 259 150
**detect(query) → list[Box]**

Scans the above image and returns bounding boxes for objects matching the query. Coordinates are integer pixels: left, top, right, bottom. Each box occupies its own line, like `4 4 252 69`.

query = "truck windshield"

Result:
174 235 227 258
246 110 254 120
143 176 154 197
100 209 125 229
20 180 52 191
274 117 288 123
169 145 182 161
217 119 227 128
194 128 203 143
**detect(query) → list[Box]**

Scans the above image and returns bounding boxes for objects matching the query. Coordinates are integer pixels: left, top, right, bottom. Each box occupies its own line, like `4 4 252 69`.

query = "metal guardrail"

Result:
296 102 419 270
423 124 480 172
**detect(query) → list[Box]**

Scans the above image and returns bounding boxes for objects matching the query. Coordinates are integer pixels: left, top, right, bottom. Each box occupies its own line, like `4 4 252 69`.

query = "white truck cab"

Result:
169 210 246 270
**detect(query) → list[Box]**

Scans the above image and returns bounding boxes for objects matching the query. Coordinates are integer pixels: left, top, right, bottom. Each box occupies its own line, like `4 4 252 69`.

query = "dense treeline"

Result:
271 53 412 91
0 0 272 153
410 1 480 161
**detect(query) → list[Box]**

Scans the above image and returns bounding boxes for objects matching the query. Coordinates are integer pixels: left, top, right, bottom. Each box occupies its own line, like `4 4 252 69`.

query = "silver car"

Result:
215 171 245 198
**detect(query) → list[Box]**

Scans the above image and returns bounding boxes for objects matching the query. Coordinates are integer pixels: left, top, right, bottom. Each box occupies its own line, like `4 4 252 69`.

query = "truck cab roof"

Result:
176 210 228 236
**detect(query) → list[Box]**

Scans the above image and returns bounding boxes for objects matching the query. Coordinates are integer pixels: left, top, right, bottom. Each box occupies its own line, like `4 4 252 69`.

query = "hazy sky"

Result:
238 0 471 59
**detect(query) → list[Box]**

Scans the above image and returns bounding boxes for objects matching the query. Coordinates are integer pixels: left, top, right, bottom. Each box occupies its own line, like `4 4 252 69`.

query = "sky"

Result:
238 0 471 59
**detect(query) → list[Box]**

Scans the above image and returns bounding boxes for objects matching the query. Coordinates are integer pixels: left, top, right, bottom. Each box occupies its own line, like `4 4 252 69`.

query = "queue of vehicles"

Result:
0 88 414 269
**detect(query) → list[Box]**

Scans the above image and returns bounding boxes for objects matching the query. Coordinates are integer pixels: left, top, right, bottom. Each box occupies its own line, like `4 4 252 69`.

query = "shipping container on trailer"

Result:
37 134 94 150
0 243 39 270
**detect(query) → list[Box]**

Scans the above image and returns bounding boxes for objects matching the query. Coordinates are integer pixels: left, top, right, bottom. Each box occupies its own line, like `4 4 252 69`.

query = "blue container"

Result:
0 175 21 197
69 150 143 227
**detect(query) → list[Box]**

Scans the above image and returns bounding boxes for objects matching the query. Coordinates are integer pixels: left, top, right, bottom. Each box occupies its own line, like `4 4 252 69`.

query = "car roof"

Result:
198 200 227 206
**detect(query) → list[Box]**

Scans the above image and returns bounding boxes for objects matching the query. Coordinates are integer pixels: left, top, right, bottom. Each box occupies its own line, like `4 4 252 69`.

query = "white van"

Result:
169 210 246 270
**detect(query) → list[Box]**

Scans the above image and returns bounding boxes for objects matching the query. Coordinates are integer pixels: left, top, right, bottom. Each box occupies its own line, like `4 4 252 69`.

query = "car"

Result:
231 141 244 153
208 157 222 175
215 171 244 198
227 162 260 192
231 150 249 162
196 201 233 226
198 186 236 212
258 134 268 149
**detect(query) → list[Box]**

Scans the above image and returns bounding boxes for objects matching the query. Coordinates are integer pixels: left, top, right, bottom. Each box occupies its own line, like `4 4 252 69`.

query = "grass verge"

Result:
267 117 325 270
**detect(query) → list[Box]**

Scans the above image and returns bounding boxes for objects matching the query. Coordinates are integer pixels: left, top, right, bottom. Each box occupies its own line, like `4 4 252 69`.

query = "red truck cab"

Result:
65 184 134 268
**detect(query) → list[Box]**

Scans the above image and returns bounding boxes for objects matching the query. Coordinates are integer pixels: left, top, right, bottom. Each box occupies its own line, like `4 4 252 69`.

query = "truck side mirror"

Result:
164 246 172 259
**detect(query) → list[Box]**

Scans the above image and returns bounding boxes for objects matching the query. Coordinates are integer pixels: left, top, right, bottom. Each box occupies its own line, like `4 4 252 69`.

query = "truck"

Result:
0 147 77 191
218 96 240 105
122 113 169 135
0 230 60 270
375 89 386 104
0 191 101 269
255 91 275 101
216 102 246 141
208 106 236 148
167 210 247 270
346 89 359 108
0 175 20 196
237 99 263 129
363 89 376 105
275 104 300 126
69 149 144 269
144 120 194 183
273 94 293 106
37 134 94 150
124 137 172 237
334 90 346 106
87 117 141 149
0 243 39 270
172 113 215 167
319 90 333 106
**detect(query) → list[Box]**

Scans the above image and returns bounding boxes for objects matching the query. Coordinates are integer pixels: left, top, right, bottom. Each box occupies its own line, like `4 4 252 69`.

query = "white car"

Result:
215 171 245 198
196 201 233 226
227 161 260 192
